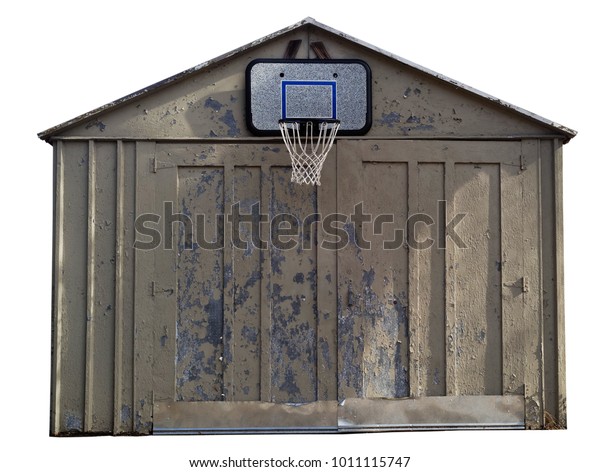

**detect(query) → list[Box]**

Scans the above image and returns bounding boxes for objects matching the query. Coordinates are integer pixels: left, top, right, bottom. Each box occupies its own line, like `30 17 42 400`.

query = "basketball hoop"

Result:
279 119 340 185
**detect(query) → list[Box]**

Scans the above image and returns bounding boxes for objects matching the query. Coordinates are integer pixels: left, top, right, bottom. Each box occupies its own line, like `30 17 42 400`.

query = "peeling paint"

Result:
204 97 224 112
378 112 401 127
433 368 441 386
241 325 259 344
64 412 83 431
219 109 240 137
362 268 376 288
120 404 132 422
85 119 106 132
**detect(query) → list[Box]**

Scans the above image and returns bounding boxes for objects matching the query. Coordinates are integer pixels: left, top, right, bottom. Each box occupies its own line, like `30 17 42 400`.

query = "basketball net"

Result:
279 120 340 185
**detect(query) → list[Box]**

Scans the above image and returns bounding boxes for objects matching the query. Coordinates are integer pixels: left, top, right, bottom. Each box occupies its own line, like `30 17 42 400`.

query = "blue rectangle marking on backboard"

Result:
281 80 337 120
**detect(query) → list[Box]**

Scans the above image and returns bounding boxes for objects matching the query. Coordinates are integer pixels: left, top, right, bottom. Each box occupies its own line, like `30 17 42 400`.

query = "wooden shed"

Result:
39 17 575 435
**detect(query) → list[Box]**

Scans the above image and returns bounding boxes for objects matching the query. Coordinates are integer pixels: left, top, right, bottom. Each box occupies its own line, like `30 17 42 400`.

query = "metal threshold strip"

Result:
153 395 524 435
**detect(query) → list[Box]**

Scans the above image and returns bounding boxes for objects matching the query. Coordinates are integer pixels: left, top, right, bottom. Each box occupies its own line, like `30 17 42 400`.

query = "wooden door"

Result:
141 139 540 432
336 139 541 430
147 143 338 432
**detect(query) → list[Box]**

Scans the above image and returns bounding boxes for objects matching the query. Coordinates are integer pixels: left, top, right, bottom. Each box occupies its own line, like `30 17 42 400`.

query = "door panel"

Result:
269 167 319 403
152 144 337 418
337 140 541 409
176 167 225 401
231 166 262 401
453 163 502 395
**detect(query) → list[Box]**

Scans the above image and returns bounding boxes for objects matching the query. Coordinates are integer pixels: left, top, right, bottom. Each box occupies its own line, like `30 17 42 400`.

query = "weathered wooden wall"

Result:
48 20 568 434
51 137 565 433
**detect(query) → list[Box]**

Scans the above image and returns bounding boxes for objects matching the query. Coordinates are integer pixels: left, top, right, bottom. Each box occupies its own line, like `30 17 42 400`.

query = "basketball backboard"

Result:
246 59 372 136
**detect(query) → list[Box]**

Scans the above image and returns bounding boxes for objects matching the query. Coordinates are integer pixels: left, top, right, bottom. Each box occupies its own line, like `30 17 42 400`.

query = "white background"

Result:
1 1 596 470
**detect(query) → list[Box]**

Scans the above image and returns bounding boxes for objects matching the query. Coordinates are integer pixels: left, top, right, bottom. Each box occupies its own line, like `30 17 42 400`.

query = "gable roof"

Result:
38 17 576 142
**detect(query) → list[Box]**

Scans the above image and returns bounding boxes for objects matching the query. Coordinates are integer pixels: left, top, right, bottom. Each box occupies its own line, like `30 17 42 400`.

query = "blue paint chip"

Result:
64 413 82 431
204 97 224 112
293 272 305 284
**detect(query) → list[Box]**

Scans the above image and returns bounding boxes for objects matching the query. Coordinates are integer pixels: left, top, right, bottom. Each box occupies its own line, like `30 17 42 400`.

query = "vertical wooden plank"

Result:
540 139 558 423
316 145 338 400
407 160 420 398
416 162 446 396
231 166 262 401
133 141 156 434
553 139 567 427
337 140 365 400
87 141 117 432
453 162 502 395
269 167 318 403
122 141 136 432
113 141 136 433
84 140 96 432
56 141 89 434
260 164 272 402
409 158 422 402
222 161 234 399
176 167 225 401
522 139 544 428
361 160 409 398
500 151 525 396
51 141 64 435
152 163 178 402
113 141 125 433
444 160 457 396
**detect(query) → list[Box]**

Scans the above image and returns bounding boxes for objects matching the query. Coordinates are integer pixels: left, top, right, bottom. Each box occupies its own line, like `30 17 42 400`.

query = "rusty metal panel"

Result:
338 396 524 431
